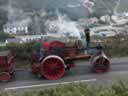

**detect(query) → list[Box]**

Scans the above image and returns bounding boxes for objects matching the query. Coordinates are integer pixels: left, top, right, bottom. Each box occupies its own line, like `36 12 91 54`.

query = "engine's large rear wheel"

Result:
40 55 65 80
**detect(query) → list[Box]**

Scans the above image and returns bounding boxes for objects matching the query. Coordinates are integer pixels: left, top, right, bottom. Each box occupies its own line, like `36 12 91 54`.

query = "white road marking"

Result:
4 79 96 91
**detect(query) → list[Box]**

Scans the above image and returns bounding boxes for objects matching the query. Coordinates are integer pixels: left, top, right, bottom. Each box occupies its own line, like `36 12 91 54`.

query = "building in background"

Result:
15 35 43 42
3 22 28 35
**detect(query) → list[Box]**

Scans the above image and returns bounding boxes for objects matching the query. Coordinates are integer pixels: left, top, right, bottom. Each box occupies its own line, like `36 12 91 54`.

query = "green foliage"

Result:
0 9 7 30
6 41 36 61
1 81 128 96
0 35 127 61
103 38 128 57
0 32 14 42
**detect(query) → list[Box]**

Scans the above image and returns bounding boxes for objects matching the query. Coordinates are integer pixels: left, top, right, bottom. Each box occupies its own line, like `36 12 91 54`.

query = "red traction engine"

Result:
31 38 111 80
0 50 14 82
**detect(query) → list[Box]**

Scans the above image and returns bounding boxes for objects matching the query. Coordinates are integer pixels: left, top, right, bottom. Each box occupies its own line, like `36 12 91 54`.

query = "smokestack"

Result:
84 28 90 48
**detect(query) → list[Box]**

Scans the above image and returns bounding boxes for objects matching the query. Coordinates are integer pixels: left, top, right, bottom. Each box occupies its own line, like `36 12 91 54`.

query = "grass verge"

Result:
1 81 128 96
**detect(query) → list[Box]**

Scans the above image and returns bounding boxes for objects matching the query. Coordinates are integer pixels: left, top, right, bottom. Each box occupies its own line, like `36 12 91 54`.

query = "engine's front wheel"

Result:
91 55 110 73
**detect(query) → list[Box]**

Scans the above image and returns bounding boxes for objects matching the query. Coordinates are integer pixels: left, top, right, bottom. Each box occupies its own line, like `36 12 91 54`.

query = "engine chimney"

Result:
84 28 90 48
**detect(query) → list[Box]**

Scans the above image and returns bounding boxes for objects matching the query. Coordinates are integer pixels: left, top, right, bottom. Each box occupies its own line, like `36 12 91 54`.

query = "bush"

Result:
1 81 128 96
103 39 128 57
0 32 14 42
6 41 36 61
0 36 128 61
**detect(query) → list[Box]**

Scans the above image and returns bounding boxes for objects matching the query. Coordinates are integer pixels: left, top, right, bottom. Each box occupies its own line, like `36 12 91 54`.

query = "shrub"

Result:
103 39 128 57
0 32 14 42
6 41 36 61
0 81 128 96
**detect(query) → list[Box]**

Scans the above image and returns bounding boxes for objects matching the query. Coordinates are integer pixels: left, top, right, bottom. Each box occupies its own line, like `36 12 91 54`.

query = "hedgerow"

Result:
1 81 128 96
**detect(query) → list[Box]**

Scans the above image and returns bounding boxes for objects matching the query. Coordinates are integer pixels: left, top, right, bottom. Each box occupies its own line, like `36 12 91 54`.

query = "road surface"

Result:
1 57 128 91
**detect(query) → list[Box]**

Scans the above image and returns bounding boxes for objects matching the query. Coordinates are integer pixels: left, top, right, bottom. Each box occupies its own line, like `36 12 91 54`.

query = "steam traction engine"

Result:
0 50 14 81
31 35 110 80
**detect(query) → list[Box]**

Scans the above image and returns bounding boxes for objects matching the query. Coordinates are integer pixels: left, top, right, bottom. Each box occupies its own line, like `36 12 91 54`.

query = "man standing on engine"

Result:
34 38 42 62
41 39 50 51
35 38 50 61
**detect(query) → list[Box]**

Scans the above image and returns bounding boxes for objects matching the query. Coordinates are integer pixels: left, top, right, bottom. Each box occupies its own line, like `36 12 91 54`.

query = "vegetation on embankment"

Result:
0 41 36 68
0 36 128 61
0 41 36 61
0 37 126 68
102 37 128 58
0 32 14 42
1 81 128 96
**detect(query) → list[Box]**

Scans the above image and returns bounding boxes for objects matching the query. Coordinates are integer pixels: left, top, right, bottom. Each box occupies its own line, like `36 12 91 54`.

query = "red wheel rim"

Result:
94 57 110 73
0 72 10 82
41 55 65 80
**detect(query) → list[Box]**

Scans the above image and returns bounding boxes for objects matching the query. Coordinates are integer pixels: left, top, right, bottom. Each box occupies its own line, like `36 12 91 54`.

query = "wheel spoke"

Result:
41 56 65 80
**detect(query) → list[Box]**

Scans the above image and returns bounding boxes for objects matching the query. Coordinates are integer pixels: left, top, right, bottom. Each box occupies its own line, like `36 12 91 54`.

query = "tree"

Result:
0 9 8 30
0 32 14 42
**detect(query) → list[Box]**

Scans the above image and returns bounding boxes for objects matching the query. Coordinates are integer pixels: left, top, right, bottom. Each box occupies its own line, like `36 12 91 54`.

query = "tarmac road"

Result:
1 57 128 91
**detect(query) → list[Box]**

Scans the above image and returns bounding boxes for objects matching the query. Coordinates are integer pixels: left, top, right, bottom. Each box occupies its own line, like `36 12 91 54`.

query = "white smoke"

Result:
14 17 31 26
66 4 81 8
0 0 32 27
45 11 81 39
113 0 121 14
66 0 95 13
78 0 95 13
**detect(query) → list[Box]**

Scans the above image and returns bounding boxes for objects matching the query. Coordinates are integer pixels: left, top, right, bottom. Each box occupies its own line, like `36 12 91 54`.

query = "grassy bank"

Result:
1 81 128 96
1 38 128 60
0 41 36 68
0 38 128 68
103 38 128 57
